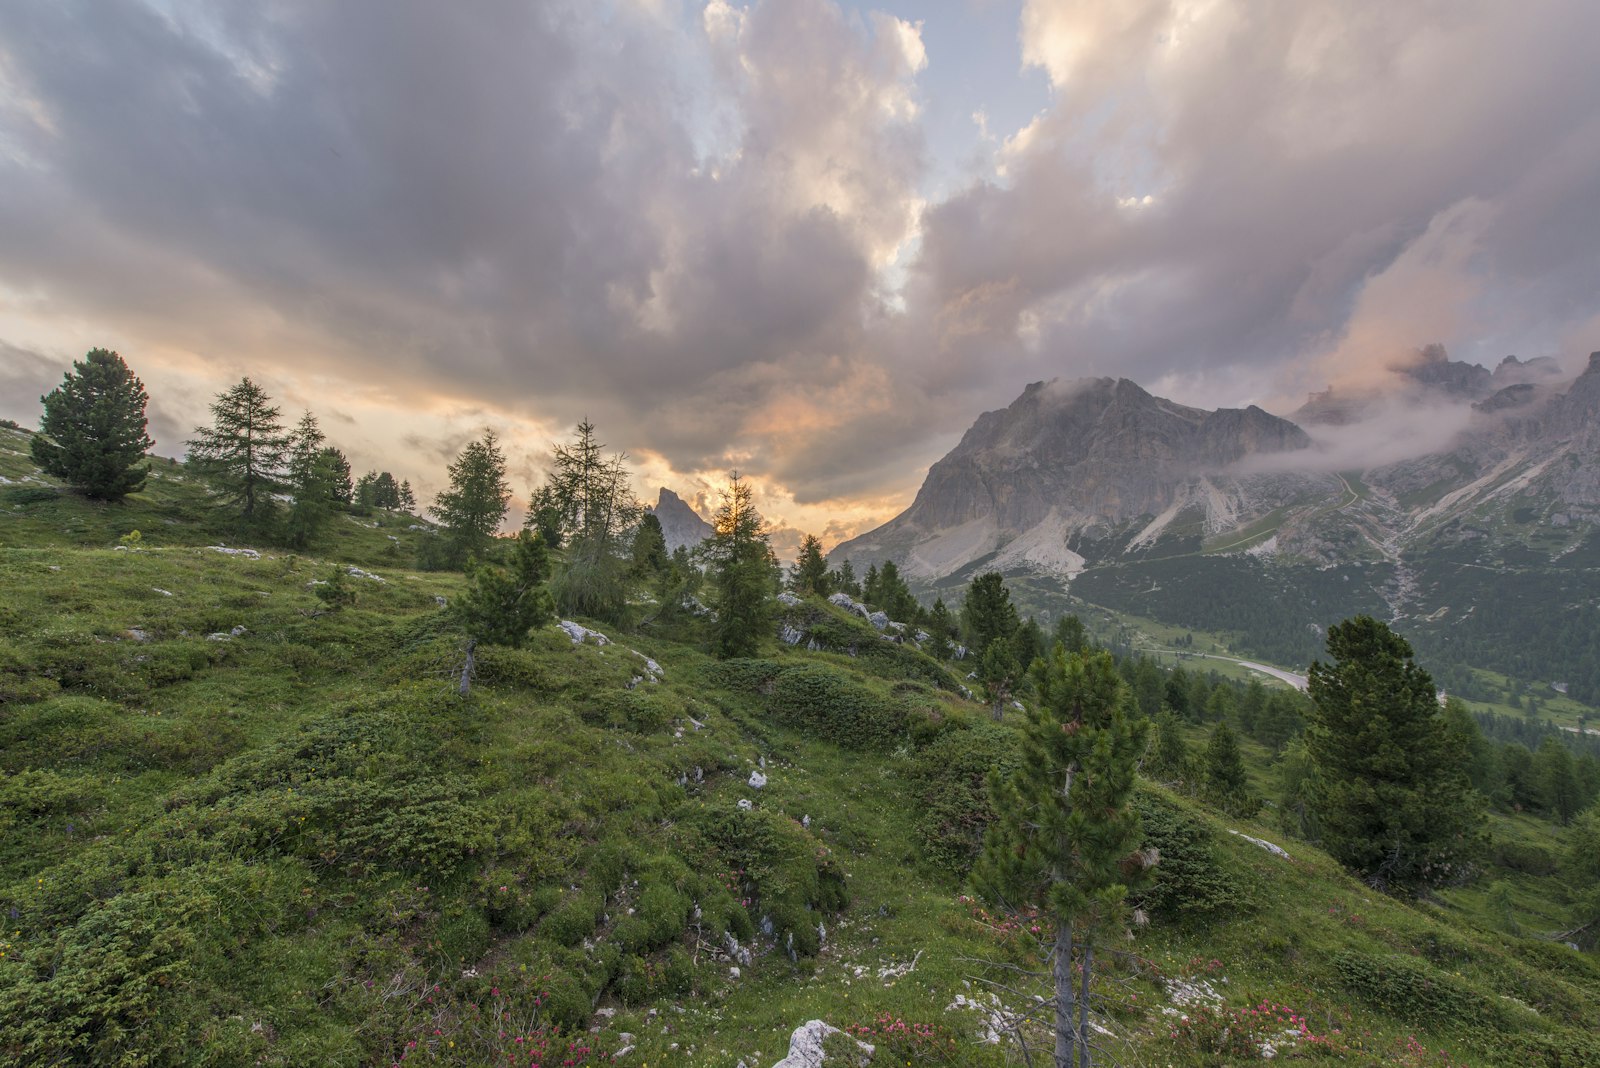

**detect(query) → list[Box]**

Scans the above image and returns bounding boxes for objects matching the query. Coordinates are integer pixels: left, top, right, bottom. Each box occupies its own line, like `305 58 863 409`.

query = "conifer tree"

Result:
32 348 154 501
453 531 556 650
430 430 510 569
1053 614 1089 655
963 571 1020 657
788 534 830 597
1145 709 1191 784
398 480 416 512
284 412 337 549
542 421 641 622
1535 738 1582 824
1201 721 1257 818
831 558 860 598
451 530 556 698
187 377 289 521
629 511 670 579
705 471 776 659
1305 616 1485 893
976 648 1152 1068
322 447 354 505
979 635 1021 721
925 597 955 660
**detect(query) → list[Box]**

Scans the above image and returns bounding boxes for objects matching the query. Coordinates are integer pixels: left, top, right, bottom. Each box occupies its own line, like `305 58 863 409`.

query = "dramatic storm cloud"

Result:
2 0 1598 540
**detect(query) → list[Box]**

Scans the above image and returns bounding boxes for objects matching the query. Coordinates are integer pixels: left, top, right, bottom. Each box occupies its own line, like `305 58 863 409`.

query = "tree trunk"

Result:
458 639 476 698
1077 940 1094 1068
1054 923 1075 1068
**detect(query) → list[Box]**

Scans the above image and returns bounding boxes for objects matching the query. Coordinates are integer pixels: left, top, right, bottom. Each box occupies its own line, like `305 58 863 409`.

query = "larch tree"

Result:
186 377 289 522
1305 616 1485 893
975 647 1153 1068
704 470 776 659
541 420 641 622
430 430 511 569
32 348 154 501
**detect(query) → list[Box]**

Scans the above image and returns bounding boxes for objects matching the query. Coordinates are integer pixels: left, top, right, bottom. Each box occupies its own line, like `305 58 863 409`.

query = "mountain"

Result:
834 376 1325 581
834 350 1600 704
648 486 713 551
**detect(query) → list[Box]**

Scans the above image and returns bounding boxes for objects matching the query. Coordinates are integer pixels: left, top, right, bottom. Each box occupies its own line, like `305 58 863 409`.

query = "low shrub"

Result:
907 722 1019 875
1129 789 1248 920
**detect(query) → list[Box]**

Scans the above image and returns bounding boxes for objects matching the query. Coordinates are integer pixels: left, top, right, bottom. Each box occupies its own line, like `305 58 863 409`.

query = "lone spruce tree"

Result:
705 471 776 659
451 531 556 697
32 348 154 501
186 377 288 521
975 648 1152 1068
1305 616 1484 893
431 431 510 569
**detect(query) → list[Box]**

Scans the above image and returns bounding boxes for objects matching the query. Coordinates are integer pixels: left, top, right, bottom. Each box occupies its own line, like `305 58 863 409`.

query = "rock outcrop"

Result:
649 488 714 552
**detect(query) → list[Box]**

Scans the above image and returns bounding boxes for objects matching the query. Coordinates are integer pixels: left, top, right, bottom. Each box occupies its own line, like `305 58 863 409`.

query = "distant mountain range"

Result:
834 347 1600 705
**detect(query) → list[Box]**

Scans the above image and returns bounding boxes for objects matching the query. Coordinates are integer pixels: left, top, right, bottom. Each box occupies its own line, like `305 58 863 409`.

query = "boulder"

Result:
770 1020 874 1068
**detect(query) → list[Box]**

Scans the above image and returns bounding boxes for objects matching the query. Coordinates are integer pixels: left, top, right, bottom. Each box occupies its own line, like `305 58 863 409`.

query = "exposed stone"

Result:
748 770 767 789
769 1020 873 1068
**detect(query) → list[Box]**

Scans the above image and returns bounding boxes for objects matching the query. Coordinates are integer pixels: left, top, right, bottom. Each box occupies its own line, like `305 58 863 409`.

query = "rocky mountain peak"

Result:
648 487 713 552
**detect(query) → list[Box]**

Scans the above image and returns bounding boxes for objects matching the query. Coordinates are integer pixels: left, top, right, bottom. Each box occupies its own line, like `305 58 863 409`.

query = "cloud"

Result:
1 0 1598 533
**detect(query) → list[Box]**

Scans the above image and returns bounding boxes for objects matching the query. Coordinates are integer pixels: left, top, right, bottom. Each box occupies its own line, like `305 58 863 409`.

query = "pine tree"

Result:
979 635 1021 721
1054 614 1089 655
322 447 354 505
963 571 1020 657
398 480 416 512
629 512 670 577
32 348 154 501
829 558 860 598
705 471 776 659
1535 738 1582 824
788 534 831 597
1304 616 1485 893
925 598 955 660
284 412 336 549
430 431 510 569
1201 721 1257 818
453 531 556 650
1561 804 1600 947
975 648 1152 1068
1145 709 1191 785
451 531 557 698
186 377 289 521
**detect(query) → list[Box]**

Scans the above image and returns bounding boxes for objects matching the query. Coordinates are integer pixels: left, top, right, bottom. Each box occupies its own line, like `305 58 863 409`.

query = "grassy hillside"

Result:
3 439 1599 1066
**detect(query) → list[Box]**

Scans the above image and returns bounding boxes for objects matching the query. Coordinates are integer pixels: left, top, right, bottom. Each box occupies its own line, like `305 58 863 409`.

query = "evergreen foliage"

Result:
185 377 289 522
452 531 556 650
788 534 830 597
430 431 510 569
1304 616 1485 893
31 348 154 501
924 598 955 660
1200 721 1257 818
1144 709 1192 785
322 447 354 505
978 635 1020 722
540 421 641 622
962 571 1020 658
629 512 670 578
704 471 776 659
975 648 1151 1067
284 413 337 549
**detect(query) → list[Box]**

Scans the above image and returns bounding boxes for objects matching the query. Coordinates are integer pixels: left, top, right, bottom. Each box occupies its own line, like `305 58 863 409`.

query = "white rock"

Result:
801 814 811 829
206 632 232 642
737 798 754 811
559 620 611 645
777 592 803 607
208 545 261 559
729 966 741 979
346 566 384 582
748 770 768 789
230 625 248 637
769 1020 874 1068
1227 830 1291 859
151 588 173 597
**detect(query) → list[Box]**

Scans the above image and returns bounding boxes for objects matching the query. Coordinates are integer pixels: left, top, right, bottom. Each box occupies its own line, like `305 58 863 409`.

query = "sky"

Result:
3 0 1599 550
